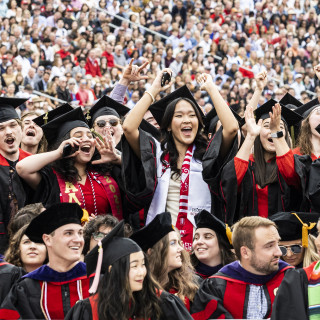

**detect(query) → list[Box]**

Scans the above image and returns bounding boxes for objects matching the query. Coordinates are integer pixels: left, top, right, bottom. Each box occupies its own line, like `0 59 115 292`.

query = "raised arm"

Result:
246 71 268 111
197 73 239 158
16 137 81 190
236 105 262 161
122 68 172 158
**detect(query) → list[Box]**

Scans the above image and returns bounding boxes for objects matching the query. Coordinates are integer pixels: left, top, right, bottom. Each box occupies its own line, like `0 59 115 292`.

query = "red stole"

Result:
53 169 123 220
163 145 194 251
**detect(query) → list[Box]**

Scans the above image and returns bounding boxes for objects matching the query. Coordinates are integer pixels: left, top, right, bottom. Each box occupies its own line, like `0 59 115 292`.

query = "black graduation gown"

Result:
202 127 240 222
271 262 316 320
29 164 138 221
218 152 310 225
65 290 194 320
0 262 91 320
121 129 159 216
306 158 320 212
0 149 31 255
0 262 24 305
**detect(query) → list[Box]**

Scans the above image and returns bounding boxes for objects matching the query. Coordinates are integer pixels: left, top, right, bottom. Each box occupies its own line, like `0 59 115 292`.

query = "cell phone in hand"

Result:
62 144 79 158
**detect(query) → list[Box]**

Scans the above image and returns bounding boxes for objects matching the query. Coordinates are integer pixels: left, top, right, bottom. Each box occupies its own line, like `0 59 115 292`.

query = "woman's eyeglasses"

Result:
96 119 120 128
92 231 108 241
279 244 302 256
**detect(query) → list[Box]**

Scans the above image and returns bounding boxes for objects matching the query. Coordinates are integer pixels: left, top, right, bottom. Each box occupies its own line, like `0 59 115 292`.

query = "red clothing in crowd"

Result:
85 58 102 77
101 51 115 68
56 49 71 60
239 66 254 78
76 89 89 106
293 147 319 161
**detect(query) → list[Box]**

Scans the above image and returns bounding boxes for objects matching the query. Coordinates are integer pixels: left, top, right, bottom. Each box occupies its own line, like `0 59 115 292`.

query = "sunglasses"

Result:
279 244 302 256
96 119 120 128
92 231 108 241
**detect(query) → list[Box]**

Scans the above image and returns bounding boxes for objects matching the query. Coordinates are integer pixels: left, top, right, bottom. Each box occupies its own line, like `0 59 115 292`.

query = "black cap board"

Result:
279 92 303 109
85 221 141 276
130 212 175 251
255 99 303 126
140 119 161 141
87 95 130 127
270 211 319 242
32 103 74 127
229 104 246 128
42 107 89 146
0 97 28 123
203 107 219 135
25 203 84 243
149 85 204 127
295 97 320 118
195 210 232 248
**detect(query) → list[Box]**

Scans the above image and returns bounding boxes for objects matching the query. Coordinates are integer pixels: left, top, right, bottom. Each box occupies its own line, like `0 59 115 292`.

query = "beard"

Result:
250 252 279 275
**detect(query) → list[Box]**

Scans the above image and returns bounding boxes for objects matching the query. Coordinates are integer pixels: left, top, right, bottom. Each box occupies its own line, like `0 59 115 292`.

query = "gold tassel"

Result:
43 112 48 124
226 224 233 245
81 209 89 224
290 126 295 148
290 212 316 247
86 111 91 121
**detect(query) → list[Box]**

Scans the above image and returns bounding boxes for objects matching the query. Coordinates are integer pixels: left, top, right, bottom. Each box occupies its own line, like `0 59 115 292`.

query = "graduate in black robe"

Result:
0 97 30 254
0 203 92 320
66 220 193 320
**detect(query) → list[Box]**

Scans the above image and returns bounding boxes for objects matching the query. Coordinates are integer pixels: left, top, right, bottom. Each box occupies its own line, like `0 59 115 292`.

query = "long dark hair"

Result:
48 131 111 183
253 121 292 188
191 232 236 267
160 98 208 177
98 253 162 320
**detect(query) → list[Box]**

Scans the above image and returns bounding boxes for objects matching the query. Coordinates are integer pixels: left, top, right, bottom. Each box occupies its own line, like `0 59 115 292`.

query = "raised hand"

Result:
255 71 268 91
122 58 149 83
150 68 173 95
197 73 214 91
58 137 81 159
269 103 282 133
245 105 262 138
92 128 121 165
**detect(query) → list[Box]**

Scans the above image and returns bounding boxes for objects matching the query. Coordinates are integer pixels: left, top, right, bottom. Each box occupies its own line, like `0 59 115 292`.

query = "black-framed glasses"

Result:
92 231 108 241
96 119 120 128
279 245 302 256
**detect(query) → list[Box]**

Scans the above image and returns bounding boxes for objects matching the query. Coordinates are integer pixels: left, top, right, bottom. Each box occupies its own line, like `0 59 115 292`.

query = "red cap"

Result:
21 0 29 4
66 6 73 11
2 55 8 59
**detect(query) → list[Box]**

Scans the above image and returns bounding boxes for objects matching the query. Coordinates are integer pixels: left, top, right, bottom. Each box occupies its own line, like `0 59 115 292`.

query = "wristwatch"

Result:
270 131 284 138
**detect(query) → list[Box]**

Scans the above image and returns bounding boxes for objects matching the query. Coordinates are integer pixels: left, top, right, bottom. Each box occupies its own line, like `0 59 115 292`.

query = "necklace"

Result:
78 171 98 216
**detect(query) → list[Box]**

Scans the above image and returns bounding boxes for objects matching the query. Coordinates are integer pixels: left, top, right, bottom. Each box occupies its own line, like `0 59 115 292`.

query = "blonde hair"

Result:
303 234 320 267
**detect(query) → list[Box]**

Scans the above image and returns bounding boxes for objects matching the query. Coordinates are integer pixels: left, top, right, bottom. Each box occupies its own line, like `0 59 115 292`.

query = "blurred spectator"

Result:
57 76 72 102
85 49 101 77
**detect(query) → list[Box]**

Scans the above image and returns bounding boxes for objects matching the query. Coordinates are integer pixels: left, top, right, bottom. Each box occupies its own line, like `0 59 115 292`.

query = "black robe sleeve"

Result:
121 129 158 211
0 264 24 305
190 278 234 319
158 291 193 320
65 298 93 320
0 279 43 319
271 268 308 320
202 127 239 221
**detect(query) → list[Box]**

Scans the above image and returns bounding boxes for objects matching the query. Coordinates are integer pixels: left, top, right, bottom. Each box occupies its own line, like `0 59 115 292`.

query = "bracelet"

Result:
145 90 155 103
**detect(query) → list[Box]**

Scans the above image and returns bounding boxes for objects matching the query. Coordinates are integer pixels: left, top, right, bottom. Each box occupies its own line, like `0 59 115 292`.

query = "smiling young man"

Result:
0 203 92 320
191 216 294 320
0 97 30 256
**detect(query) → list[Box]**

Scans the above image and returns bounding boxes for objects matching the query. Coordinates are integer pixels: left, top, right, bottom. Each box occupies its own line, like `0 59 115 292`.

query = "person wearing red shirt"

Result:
55 41 71 60
101 43 115 69
85 49 102 78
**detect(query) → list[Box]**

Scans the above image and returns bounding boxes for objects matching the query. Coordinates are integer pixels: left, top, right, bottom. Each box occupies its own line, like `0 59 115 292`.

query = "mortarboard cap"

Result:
86 95 130 127
295 97 320 118
315 124 320 135
203 107 218 135
279 92 302 110
140 119 161 141
255 99 302 127
42 107 89 146
0 97 28 123
195 210 233 247
229 104 246 128
32 103 73 127
25 203 85 243
270 211 319 247
130 212 175 251
149 85 204 127
85 221 141 276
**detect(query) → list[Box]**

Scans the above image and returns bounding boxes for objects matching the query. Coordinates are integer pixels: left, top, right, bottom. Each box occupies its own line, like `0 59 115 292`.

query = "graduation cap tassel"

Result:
290 212 316 248
226 224 233 245
89 240 103 294
290 126 295 148
81 209 89 225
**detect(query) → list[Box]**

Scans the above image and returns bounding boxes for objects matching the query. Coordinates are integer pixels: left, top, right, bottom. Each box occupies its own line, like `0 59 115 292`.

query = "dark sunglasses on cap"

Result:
92 231 108 241
96 119 120 128
279 244 302 256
